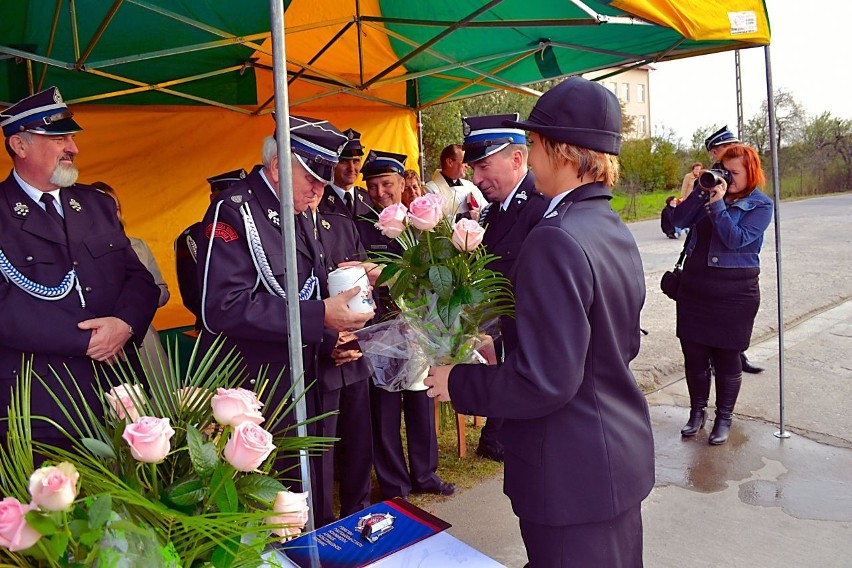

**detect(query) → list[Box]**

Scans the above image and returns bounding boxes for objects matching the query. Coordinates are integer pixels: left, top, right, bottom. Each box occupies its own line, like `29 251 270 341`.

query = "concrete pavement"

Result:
422 195 852 567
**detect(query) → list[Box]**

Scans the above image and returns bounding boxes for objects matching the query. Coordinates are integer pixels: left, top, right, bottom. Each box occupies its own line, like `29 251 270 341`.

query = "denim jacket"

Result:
672 187 773 268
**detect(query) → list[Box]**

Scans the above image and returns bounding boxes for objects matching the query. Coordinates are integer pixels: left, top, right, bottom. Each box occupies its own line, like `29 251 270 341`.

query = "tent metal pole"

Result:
269 0 316 530
763 45 790 440
735 50 744 138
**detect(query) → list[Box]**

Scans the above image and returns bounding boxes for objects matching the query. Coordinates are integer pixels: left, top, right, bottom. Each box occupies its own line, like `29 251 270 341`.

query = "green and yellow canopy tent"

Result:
1 0 771 328
4 0 790 532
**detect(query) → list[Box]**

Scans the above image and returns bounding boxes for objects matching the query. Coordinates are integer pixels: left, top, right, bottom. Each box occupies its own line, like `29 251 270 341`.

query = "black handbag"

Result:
660 240 688 301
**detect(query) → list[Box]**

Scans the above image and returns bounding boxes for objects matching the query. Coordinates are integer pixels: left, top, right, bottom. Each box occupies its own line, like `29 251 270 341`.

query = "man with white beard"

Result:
0 87 160 453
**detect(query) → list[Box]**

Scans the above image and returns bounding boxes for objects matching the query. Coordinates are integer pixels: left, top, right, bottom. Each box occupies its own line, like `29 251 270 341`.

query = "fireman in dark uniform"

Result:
173 168 246 329
356 150 456 499
460 113 548 462
195 116 374 514
0 87 160 450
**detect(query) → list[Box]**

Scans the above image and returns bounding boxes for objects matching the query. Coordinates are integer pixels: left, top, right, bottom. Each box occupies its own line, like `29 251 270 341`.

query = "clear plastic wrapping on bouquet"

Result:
354 299 498 392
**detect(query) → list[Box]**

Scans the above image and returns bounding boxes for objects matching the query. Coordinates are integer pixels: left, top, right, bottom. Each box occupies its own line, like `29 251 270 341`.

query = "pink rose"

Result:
29 462 78 512
375 203 408 238
211 388 264 427
408 194 445 231
267 490 310 542
0 498 41 552
223 422 275 472
451 218 486 251
122 416 175 463
105 383 146 422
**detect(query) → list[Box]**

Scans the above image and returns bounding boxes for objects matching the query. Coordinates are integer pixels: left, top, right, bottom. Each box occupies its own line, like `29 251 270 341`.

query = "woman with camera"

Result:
672 144 773 445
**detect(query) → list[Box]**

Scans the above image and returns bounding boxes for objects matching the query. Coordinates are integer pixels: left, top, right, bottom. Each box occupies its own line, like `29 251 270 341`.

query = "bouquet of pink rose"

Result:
355 193 512 391
0 339 324 567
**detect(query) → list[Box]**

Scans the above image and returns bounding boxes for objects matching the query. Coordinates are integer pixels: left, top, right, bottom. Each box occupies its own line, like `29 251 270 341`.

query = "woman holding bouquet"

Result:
356 150 456 500
426 78 654 568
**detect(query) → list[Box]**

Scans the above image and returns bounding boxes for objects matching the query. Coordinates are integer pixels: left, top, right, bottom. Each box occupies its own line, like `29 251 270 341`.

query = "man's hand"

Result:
331 332 362 367
338 260 384 287
323 287 374 332
469 206 481 222
78 317 134 361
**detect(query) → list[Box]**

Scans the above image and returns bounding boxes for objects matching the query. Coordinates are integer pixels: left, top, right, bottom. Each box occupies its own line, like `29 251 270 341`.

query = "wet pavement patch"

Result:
651 405 852 522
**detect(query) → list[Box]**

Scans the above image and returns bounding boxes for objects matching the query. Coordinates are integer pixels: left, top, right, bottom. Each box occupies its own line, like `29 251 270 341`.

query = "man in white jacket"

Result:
424 144 485 221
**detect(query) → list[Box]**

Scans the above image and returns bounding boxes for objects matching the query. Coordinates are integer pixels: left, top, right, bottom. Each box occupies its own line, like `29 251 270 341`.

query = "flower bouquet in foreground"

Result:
0 337 328 567
355 193 512 391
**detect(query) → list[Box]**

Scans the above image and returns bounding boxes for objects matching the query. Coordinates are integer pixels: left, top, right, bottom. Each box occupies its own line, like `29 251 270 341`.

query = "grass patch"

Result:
612 190 673 223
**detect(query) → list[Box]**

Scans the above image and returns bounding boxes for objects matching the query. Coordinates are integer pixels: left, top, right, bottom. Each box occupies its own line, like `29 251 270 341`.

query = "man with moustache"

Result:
0 87 160 449
461 113 548 462
197 116 374 515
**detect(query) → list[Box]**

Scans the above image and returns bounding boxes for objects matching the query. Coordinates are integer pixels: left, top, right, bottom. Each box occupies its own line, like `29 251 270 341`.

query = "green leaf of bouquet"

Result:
235 474 287 505
432 237 456 261
429 265 454 299
165 477 206 506
446 296 463 328
211 536 239 568
79 527 105 548
81 437 117 460
44 532 69 561
87 494 112 530
389 271 410 301
24 509 61 536
374 262 400 288
210 464 239 513
187 424 220 478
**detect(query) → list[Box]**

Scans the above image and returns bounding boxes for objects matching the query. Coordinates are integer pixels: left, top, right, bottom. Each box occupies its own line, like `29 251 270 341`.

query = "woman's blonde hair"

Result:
538 135 620 187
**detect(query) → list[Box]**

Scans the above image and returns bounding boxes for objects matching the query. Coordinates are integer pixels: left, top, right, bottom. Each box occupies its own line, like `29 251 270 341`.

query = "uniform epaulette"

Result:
214 182 255 208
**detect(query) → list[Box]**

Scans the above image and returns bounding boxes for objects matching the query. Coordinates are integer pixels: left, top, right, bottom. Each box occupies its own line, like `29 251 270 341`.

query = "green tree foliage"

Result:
617 135 682 195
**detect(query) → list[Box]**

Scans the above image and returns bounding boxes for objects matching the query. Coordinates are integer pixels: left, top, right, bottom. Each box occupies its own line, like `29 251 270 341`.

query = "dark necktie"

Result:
40 193 64 228
343 191 354 215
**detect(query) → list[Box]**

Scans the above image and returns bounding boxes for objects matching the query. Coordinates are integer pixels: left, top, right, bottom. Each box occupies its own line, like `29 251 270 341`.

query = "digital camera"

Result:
698 168 733 189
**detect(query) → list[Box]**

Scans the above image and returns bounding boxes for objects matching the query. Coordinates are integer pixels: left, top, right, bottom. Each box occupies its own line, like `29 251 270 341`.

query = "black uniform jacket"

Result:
315 189 373 392
479 172 548 353
196 168 332 376
0 171 159 432
174 221 203 326
448 182 655 526
321 184 375 222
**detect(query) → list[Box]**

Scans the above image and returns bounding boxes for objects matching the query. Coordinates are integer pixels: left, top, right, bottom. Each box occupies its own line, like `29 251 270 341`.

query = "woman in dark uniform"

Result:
673 143 773 444
425 77 654 568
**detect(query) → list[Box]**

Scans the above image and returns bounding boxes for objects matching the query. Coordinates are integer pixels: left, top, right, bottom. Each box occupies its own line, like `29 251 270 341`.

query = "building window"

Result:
635 115 647 136
637 83 646 103
607 81 617 94
621 82 630 102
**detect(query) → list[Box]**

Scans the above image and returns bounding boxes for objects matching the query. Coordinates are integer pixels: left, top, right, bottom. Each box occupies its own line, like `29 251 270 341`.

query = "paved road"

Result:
425 194 852 568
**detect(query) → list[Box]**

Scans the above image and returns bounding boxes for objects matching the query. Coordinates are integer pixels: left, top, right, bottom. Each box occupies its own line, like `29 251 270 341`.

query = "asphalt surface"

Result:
424 194 852 568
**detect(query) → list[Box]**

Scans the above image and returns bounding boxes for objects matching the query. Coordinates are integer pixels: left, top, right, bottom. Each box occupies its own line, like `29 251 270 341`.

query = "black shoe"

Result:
741 353 764 374
476 442 504 462
667 234 678 239
709 417 732 445
412 481 456 496
680 409 706 437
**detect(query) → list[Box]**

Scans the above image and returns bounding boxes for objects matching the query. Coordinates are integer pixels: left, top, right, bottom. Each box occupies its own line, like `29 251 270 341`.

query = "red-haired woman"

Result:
672 143 773 444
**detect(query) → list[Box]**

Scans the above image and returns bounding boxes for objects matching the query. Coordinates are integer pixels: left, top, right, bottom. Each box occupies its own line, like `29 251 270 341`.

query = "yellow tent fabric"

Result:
612 0 770 43
0 104 418 329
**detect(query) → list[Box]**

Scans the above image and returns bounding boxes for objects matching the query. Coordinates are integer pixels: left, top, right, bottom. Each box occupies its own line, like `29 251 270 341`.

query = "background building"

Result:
585 65 652 139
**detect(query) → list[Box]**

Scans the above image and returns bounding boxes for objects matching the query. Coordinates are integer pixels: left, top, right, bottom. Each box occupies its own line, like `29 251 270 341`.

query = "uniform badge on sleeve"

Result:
205 222 239 242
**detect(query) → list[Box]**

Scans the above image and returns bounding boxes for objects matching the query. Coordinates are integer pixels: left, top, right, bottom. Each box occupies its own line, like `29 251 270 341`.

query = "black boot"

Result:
709 372 742 445
681 369 711 437
740 352 764 374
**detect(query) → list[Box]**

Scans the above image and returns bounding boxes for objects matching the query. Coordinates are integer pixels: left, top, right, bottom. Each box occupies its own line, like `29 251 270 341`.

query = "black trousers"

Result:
520 503 644 568
335 379 373 518
369 384 440 499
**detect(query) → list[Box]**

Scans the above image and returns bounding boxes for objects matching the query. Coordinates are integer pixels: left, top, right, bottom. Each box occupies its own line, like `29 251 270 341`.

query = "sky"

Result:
649 0 852 144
